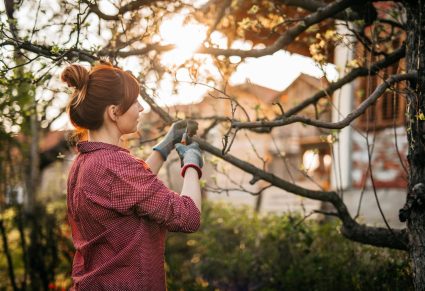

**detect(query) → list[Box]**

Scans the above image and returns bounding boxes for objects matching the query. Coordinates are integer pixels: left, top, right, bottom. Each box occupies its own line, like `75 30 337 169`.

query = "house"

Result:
330 4 407 228
183 0 407 227
136 39 407 229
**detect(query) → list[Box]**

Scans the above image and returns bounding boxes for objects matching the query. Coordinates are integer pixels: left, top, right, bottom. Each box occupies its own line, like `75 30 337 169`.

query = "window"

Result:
356 63 406 130
354 27 406 130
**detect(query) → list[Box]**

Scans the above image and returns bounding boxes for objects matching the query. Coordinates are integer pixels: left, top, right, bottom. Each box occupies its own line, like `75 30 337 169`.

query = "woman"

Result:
61 62 203 290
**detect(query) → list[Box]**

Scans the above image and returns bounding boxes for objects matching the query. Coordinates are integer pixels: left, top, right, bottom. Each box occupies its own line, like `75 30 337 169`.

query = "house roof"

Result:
230 82 281 104
229 73 324 105
137 73 325 132
280 73 324 95
151 73 324 112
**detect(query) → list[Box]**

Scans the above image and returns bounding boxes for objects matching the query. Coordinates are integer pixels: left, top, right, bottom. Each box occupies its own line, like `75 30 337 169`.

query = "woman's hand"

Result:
175 142 203 178
153 120 198 161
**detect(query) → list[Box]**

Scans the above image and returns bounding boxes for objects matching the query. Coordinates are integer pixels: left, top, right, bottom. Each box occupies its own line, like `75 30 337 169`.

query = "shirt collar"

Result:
77 141 129 153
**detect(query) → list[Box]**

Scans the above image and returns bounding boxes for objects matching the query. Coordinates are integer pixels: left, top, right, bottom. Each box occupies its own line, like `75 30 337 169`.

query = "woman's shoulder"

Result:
75 147 133 170
75 142 147 173
100 150 149 173
89 149 134 167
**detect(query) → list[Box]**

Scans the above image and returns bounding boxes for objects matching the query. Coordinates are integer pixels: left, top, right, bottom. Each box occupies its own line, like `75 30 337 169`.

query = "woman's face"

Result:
116 97 144 134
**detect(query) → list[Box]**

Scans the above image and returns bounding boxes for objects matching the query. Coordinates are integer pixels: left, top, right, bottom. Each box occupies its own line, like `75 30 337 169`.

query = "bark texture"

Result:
404 1 425 290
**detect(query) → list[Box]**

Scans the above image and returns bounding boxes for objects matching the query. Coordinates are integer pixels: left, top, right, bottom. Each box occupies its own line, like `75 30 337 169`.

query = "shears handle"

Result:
180 120 198 145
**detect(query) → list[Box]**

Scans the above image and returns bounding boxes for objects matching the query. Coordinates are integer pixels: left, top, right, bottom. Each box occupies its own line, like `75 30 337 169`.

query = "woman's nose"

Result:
137 96 145 112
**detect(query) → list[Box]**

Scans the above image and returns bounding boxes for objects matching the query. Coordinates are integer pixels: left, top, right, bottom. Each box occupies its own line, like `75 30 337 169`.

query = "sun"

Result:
159 14 207 66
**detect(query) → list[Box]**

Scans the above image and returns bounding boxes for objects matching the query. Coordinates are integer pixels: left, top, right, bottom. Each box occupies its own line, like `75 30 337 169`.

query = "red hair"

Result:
61 61 140 140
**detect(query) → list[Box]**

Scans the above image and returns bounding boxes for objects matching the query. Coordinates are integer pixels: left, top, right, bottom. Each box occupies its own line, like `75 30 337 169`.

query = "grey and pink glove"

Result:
175 142 203 178
153 120 198 161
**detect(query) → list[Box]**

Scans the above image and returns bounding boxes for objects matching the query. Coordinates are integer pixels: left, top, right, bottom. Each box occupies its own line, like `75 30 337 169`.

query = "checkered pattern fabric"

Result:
67 141 200 290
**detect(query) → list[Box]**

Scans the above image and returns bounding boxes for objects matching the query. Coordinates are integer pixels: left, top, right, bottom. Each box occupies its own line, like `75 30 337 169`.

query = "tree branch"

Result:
2 40 98 63
231 72 417 130
107 44 175 58
205 0 231 40
4 0 18 39
341 224 408 250
83 0 165 21
195 0 357 58
276 0 368 22
139 84 408 250
283 43 406 118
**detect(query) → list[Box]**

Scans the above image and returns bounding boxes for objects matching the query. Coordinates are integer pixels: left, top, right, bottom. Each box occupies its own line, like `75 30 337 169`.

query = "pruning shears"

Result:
181 120 198 145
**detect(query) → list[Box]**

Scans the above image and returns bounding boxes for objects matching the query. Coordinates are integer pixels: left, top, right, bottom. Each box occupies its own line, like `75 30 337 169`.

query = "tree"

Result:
1 0 424 289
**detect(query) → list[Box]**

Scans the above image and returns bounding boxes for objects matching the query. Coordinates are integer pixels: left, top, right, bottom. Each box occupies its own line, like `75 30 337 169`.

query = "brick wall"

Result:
351 126 408 189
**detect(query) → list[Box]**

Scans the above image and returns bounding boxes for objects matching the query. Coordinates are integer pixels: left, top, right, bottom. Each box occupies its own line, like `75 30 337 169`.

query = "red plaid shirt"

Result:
67 141 200 291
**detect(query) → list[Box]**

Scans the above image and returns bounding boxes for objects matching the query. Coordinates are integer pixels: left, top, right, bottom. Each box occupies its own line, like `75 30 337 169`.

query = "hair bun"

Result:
60 64 89 90
99 59 113 66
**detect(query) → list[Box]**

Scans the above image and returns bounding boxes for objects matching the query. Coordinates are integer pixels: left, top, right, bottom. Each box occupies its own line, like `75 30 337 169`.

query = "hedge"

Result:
0 201 413 290
165 202 412 291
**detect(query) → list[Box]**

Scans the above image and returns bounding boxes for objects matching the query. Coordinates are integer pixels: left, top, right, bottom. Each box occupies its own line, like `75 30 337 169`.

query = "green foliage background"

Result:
165 203 412 290
0 202 412 290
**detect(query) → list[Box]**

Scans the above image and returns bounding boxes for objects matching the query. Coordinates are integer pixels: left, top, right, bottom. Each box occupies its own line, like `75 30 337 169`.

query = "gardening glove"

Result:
175 142 203 179
153 120 198 161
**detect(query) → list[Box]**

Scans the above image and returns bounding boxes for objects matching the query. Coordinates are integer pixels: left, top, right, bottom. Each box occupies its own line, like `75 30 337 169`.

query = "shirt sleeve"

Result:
108 151 200 233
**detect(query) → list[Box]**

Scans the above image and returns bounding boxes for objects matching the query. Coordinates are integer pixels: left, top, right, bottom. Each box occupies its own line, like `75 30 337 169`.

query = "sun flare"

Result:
159 15 207 65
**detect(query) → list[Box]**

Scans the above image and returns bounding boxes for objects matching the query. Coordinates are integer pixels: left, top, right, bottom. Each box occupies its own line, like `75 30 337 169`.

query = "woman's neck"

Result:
88 127 120 146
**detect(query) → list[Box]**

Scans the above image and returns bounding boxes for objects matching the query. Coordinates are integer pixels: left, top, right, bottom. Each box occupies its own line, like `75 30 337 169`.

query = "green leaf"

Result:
247 5 259 15
50 45 61 54
417 112 425 120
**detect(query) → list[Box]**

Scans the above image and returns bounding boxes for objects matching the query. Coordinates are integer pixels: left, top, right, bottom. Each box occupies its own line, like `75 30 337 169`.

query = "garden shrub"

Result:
165 202 412 291
0 202 73 290
1 201 413 290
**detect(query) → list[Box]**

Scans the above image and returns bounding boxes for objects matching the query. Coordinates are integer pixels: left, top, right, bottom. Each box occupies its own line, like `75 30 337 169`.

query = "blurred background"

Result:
0 0 415 289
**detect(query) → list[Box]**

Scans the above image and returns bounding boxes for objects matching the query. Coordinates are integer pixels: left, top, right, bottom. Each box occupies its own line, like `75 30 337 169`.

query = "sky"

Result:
229 50 338 91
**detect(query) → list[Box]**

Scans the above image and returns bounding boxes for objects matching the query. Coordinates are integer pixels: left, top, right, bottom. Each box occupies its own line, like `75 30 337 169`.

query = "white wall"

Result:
343 189 406 228
331 22 356 191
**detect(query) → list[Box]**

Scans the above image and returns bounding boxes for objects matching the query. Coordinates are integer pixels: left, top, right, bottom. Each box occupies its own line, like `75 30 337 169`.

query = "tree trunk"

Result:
404 1 425 290
25 111 40 214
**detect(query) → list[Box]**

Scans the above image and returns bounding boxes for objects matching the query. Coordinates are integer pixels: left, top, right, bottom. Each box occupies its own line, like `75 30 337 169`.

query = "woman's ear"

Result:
105 105 118 122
